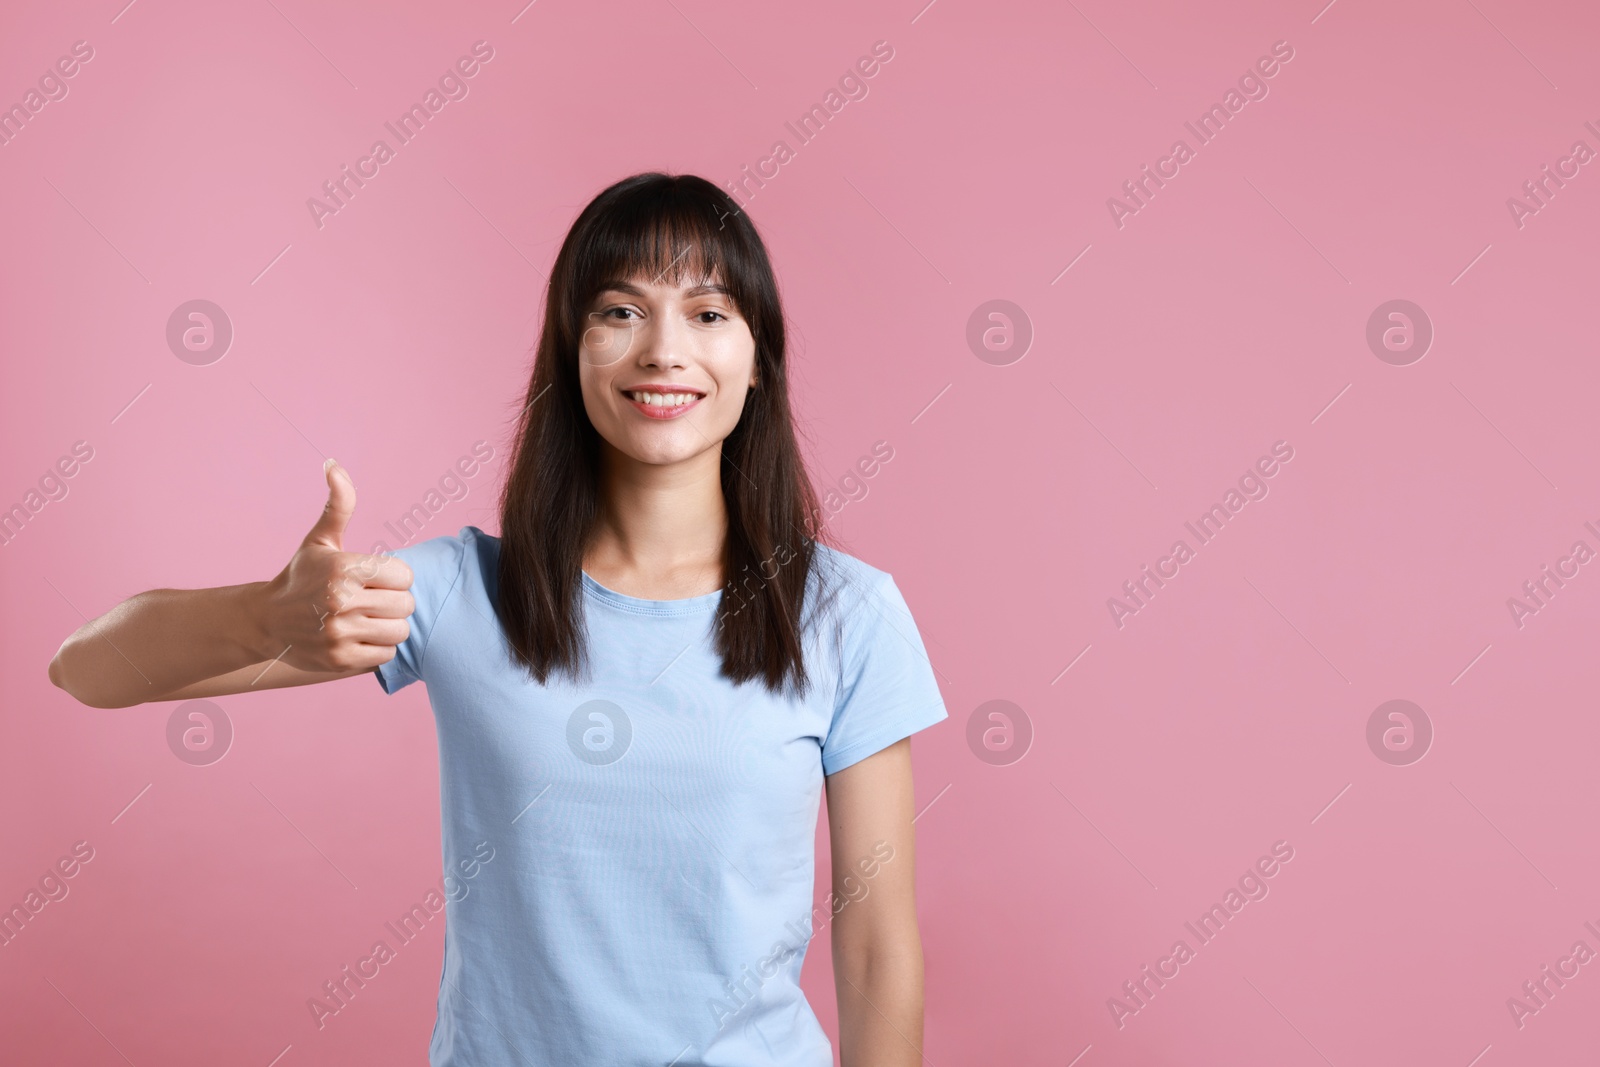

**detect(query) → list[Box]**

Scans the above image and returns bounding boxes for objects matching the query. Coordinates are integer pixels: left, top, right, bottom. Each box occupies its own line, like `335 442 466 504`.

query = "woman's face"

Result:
578 272 757 469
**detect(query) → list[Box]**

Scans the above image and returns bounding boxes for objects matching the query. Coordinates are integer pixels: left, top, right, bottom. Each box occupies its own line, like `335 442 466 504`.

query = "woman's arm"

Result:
825 736 927 1067
48 461 414 708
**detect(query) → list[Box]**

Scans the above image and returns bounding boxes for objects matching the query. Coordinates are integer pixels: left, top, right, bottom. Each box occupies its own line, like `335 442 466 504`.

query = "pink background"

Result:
4 0 1599 1063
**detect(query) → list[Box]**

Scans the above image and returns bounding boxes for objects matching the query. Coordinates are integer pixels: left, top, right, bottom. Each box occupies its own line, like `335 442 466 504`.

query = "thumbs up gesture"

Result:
258 460 416 673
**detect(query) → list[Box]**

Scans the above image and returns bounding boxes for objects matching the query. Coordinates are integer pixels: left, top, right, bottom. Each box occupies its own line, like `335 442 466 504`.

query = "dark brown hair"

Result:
495 172 835 695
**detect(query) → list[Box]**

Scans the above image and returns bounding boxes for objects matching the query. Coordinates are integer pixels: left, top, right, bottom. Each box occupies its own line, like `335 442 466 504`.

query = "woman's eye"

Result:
604 307 638 321
698 311 726 323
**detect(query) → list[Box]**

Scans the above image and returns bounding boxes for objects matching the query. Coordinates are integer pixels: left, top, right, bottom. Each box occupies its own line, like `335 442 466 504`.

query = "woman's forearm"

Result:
835 942 926 1067
49 462 420 709
49 582 273 708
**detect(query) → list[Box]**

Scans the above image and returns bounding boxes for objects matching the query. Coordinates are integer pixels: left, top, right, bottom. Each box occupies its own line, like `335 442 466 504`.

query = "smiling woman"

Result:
439 177 947 1062
48 171 946 1067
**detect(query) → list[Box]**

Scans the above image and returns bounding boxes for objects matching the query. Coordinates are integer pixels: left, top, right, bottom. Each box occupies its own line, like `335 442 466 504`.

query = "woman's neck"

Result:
583 444 729 599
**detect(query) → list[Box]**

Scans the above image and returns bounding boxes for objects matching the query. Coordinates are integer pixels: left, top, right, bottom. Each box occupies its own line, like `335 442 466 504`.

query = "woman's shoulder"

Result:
805 541 896 630
385 523 496 555
456 524 500 553
383 525 498 584
810 541 889 590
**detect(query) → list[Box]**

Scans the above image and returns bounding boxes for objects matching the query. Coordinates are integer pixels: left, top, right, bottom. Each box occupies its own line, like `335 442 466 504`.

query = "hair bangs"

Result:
570 184 753 325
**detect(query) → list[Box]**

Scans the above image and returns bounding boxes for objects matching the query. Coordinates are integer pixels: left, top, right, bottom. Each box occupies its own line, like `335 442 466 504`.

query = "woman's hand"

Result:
255 459 415 673
49 459 415 708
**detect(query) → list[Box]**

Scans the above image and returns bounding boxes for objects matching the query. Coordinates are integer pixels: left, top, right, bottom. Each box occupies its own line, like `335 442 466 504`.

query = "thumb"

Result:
304 458 356 550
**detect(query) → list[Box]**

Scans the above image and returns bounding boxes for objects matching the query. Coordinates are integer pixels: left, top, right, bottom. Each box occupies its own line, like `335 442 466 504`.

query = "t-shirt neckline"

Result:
580 570 722 616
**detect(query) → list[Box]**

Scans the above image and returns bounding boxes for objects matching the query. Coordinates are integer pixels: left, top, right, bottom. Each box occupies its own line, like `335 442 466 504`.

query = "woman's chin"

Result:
611 438 716 469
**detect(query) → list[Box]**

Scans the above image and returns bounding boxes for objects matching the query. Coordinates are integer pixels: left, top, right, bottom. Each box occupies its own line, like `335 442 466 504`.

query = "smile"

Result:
622 387 704 419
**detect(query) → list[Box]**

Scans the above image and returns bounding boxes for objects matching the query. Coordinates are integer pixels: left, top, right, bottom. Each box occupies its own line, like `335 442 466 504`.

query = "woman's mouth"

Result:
622 388 705 419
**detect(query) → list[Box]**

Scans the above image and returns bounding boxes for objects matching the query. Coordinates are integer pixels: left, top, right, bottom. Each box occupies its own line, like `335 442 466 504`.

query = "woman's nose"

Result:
638 316 689 369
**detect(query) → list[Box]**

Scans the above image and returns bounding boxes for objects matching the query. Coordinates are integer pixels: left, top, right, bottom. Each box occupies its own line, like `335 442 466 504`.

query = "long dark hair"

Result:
495 172 834 695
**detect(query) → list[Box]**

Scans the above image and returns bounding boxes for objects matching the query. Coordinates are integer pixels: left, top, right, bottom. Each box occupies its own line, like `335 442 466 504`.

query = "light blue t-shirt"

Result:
374 525 947 1066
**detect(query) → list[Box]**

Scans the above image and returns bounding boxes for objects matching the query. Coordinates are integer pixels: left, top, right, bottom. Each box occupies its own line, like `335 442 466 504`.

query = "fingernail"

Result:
324 457 336 473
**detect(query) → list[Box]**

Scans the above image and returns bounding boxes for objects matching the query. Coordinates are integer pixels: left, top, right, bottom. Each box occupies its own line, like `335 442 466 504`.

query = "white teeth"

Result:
630 391 697 406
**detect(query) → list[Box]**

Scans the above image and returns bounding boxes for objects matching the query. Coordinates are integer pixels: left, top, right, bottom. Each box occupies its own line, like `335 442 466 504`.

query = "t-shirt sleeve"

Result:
820 571 948 776
373 529 470 695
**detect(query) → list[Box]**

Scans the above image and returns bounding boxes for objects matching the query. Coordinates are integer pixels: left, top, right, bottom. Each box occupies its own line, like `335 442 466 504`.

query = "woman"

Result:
49 172 947 1066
